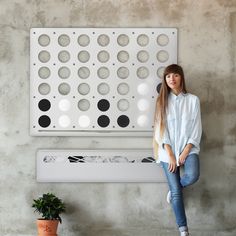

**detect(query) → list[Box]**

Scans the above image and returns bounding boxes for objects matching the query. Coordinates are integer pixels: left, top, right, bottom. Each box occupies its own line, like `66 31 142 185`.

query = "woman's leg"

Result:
180 153 200 188
161 161 188 231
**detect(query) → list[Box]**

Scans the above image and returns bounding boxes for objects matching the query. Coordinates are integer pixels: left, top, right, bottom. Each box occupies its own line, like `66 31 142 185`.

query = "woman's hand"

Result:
168 155 177 173
179 144 193 165
179 154 187 165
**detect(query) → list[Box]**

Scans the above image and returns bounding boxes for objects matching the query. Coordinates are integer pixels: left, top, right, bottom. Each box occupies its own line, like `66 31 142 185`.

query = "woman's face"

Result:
165 73 182 92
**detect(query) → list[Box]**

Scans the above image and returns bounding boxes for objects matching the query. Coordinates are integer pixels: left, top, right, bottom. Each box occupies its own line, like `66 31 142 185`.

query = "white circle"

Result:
58 115 71 128
137 99 149 111
137 83 149 95
78 115 90 128
58 99 71 111
137 115 149 127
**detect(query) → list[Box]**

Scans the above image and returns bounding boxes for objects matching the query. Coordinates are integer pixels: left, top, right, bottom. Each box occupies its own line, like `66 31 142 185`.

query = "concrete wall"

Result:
0 0 235 235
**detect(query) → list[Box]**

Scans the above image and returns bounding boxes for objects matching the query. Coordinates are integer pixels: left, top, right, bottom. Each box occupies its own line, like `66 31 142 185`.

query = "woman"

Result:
153 64 202 236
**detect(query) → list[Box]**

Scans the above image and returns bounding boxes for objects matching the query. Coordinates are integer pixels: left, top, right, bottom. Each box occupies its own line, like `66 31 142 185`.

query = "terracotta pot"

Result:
37 219 59 236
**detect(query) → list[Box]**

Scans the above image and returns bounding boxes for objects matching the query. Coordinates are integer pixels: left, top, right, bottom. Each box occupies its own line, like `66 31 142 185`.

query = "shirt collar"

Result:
169 92 187 100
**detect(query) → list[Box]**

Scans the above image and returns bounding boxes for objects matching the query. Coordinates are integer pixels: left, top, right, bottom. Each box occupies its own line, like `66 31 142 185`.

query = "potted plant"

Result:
32 193 66 236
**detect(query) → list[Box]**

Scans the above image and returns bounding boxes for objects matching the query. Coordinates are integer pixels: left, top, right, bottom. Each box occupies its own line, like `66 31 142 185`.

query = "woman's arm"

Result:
179 143 193 165
164 144 177 173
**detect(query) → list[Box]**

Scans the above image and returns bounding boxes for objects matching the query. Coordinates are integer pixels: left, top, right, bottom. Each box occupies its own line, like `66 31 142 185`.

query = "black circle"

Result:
97 99 110 112
97 115 110 128
38 99 51 111
38 115 51 128
117 115 130 128
156 83 162 94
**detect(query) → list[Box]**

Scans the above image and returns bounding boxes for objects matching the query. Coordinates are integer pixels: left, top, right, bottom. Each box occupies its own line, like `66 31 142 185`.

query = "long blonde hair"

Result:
154 64 187 137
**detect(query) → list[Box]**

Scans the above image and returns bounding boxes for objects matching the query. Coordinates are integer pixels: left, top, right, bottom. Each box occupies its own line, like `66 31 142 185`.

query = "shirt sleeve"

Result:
187 97 202 147
154 120 172 148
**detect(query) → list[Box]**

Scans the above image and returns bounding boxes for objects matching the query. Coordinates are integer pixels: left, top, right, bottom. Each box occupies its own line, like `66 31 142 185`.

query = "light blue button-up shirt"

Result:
155 92 202 165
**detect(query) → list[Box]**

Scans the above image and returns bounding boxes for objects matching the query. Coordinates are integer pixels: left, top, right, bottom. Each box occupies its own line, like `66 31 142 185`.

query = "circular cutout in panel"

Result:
58 115 71 128
137 99 149 111
117 99 129 111
78 51 90 63
117 51 129 63
58 99 71 111
97 115 110 128
137 66 149 79
117 115 130 128
137 50 149 63
38 99 51 112
58 66 71 79
38 34 50 47
97 83 110 95
156 83 162 94
58 83 71 95
117 67 129 79
137 115 149 127
78 83 90 95
137 83 149 95
137 34 149 46
157 34 169 46
38 83 50 95
78 115 90 128
58 50 70 63
38 50 50 63
78 34 90 47
58 34 70 47
97 50 110 63
156 50 169 63
97 67 110 79
97 99 110 112
157 66 165 78
117 83 129 95
78 67 90 79
117 34 129 46
78 99 90 111
38 67 50 79
97 34 110 47
38 115 51 128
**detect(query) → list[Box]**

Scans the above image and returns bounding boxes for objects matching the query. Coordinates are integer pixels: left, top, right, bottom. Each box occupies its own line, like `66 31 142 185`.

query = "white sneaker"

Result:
166 190 171 203
180 231 189 236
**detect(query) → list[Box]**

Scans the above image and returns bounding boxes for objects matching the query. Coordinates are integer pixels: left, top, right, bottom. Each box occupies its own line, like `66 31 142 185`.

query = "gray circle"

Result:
58 67 70 79
156 50 169 62
38 34 50 47
117 67 129 79
78 34 90 47
97 50 110 63
137 50 149 63
137 66 149 79
58 83 71 95
58 50 70 63
58 34 70 47
97 34 110 47
38 83 50 95
117 34 129 46
97 83 110 95
117 99 129 111
157 34 169 46
117 83 129 95
38 67 50 79
78 67 90 79
117 51 129 63
97 67 110 79
78 99 90 111
78 83 90 95
137 34 149 46
157 66 165 78
78 51 90 63
38 51 50 63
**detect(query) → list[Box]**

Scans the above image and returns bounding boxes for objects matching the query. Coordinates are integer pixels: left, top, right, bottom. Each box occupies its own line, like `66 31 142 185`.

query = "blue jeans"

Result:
161 153 200 232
